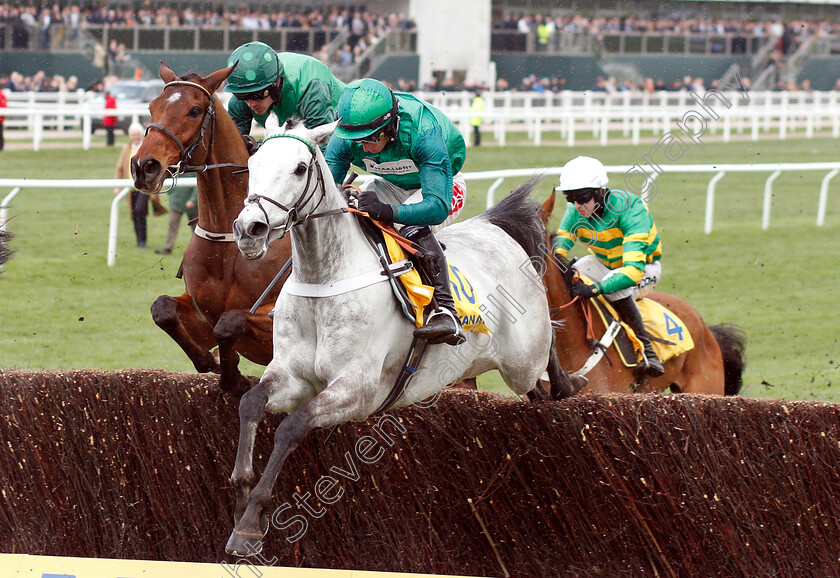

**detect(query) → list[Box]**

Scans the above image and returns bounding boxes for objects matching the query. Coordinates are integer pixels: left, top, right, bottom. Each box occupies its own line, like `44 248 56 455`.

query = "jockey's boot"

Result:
611 296 665 378
403 226 466 346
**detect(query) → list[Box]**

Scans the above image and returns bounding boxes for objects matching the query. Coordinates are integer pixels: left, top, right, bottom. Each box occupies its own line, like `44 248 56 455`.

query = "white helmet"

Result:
558 156 608 191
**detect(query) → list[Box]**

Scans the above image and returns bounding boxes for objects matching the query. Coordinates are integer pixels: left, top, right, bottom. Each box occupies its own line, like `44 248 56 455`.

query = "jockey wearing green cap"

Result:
225 41 345 152
325 78 468 346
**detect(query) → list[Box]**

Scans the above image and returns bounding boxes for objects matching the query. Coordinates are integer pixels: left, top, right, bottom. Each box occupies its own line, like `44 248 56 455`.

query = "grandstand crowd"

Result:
2 4 840 95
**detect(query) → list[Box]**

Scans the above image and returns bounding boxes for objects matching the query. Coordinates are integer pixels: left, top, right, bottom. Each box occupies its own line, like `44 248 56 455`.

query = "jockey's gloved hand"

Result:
242 134 260 156
570 280 600 300
357 190 394 223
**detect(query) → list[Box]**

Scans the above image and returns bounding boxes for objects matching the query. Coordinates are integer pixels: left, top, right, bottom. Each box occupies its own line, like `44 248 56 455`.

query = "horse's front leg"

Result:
151 293 219 373
214 307 273 396
226 371 374 557
230 381 269 526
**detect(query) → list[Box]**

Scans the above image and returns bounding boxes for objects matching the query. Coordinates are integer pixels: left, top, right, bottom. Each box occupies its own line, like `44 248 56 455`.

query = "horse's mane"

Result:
482 177 547 265
284 117 304 131
179 72 202 81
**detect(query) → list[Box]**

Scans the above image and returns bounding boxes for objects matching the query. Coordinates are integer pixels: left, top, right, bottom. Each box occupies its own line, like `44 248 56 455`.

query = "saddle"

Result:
355 215 489 335
587 291 695 369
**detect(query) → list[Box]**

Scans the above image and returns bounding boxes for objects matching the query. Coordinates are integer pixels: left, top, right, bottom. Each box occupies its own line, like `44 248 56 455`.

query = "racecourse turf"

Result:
0 135 838 401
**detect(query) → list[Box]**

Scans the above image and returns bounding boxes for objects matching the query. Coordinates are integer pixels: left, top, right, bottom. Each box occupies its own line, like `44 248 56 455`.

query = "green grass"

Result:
2 136 839 401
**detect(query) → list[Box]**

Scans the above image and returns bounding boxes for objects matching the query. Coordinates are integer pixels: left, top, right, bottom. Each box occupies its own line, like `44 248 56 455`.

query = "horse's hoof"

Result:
225 530 264 557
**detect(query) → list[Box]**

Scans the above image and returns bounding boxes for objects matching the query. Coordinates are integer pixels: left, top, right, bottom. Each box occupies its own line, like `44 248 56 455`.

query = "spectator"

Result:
114 123 167 249
11 12 30 49
155 186 198 254
0 89 6 151
39 8 51 49
470 90 485 147
103 90 117 146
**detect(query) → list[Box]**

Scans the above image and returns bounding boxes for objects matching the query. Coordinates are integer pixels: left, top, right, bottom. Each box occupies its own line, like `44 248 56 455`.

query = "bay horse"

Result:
539 191 746 396
131 63 292 395
224 114 573 555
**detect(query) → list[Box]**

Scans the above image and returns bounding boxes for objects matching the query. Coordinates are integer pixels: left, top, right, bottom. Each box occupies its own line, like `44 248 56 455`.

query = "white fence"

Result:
3 89 840 150
1 161 837 268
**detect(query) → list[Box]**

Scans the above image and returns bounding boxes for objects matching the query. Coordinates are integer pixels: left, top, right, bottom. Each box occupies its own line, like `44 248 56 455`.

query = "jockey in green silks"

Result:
325 78 468 346
552 156 666 378
225 41 345 152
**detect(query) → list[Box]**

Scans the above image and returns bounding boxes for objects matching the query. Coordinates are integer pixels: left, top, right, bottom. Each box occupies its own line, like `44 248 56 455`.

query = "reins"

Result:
548 260 598 343
242 133 426 256
145 80 248 192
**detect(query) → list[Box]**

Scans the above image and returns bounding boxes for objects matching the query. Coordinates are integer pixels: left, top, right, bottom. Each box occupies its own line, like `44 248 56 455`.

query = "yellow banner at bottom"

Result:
0 554 479 578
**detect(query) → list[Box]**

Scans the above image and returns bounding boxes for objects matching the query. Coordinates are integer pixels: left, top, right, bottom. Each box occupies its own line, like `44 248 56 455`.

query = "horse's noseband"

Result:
244 134 329 235
144 80 244 190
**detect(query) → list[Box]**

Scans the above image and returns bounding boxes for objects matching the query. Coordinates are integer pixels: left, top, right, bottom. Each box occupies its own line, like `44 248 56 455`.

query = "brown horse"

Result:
131 63 292 395
539 192 746 396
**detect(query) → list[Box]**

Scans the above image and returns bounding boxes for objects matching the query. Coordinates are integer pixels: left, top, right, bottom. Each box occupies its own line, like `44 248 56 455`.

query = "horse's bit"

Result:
145 80 246 192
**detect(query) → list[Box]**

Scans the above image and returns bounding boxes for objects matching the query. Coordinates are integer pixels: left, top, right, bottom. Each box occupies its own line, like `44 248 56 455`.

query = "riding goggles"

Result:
560 188 598 204
234 87 272 101
353 129 387 144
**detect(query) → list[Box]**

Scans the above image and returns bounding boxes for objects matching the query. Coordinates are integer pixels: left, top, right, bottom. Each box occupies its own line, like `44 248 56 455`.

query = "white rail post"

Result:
599 113 608 146
632 114 640 145
641 173 659 204
761 170 782 230
817 168 839 227
33 111 44 151
108 187 132 267
485 177 505 211
0 187 22 233
705 171 726 234
567 115 575 147
82 113 92 150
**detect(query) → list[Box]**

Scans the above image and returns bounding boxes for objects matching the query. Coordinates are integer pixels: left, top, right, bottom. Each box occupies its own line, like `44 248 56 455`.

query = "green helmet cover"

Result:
226 42 284 93
334 78 398 140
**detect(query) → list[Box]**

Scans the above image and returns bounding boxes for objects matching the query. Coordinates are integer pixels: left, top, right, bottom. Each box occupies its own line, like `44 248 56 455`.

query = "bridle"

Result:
242 133 340 236
145 80 247 191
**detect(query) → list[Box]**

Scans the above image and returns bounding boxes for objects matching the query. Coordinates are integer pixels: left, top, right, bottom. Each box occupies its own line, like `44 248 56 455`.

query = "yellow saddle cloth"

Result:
383 233 490 335
582 277 694 366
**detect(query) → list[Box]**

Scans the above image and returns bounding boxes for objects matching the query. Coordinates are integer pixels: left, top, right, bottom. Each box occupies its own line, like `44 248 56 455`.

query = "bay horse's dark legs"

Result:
215 309 251 396
151 294 219 373
215 306 275 396
526 381 552 401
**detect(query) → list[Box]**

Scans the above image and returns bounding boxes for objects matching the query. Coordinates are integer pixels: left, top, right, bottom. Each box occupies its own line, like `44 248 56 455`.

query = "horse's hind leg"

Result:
151 294 219 373
226 371 373 557
526 381 552 401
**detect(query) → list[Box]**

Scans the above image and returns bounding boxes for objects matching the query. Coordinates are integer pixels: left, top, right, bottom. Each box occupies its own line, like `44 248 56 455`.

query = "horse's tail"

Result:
0 228 12 270
482 176 545 263
709 323 747 396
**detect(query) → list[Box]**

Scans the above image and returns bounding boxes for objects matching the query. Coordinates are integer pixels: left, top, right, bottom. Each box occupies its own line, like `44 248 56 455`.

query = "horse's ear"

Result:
158 61 177 83
309 119 339 147
539 190 556 226
265 112 281 135
204 63 237 94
